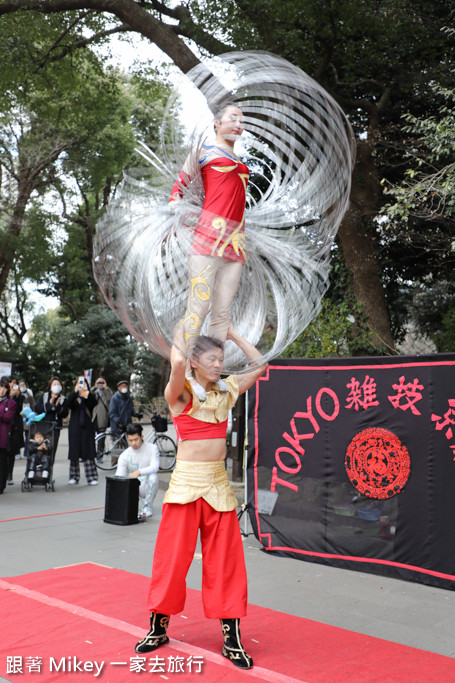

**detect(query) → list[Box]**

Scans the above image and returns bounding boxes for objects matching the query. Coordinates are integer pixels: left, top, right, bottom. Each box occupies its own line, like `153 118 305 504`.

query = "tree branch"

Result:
0 0 201 74
34 9 93 69
34 18 135 69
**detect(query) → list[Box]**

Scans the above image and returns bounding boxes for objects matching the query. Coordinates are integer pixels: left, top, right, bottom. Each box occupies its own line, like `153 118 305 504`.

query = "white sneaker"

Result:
42 470 49 479
28 471 34 479
68 478 78 485
143 508 153 518
89 480 98 486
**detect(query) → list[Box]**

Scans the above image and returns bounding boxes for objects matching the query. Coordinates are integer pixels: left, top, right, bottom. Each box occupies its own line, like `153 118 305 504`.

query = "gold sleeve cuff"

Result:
164 460 239 511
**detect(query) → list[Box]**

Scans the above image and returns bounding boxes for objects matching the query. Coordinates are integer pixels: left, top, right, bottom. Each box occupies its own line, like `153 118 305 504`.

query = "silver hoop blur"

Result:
94 51 356 372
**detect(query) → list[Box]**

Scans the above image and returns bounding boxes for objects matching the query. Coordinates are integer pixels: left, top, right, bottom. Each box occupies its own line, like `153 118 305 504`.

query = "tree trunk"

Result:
0 180 34 297
337 138 395 352
157 357 170 396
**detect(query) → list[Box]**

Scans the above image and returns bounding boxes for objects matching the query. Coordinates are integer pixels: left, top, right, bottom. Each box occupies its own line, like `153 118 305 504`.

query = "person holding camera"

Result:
91 377 114 453
35 376 69 453
109 380 143 435
66 376 98 486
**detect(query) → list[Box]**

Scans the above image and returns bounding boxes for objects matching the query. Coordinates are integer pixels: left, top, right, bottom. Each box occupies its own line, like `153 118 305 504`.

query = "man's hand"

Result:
227 325 269 395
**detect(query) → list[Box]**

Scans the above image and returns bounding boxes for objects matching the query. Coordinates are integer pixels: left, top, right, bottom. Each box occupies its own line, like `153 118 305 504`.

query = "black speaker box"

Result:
104 476 140 525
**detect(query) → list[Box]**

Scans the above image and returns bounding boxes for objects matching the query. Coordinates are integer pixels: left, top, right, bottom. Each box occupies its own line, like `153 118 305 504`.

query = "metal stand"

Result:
241 390 250 537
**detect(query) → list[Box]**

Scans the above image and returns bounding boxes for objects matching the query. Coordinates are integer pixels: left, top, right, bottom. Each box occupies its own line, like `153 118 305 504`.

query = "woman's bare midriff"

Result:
176 437 226 462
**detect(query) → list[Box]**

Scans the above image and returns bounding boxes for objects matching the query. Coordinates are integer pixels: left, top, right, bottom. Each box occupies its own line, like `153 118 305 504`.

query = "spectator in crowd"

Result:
115 423 160 520
35 376 69 453
66 376 98 486
109 380 143 435
0 377 17 493
26 431 52 480
5 375 24 485
18 379 35 460
91 376 113 451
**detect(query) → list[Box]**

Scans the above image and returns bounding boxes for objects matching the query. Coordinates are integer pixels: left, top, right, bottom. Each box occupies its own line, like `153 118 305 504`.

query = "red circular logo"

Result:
345 427 410 499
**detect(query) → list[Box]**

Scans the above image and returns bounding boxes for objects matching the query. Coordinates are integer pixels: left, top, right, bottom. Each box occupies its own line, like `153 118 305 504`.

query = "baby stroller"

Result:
21 421 56 492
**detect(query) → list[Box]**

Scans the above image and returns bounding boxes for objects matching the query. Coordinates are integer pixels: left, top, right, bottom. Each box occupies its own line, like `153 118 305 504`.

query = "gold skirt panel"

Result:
163 460 238 512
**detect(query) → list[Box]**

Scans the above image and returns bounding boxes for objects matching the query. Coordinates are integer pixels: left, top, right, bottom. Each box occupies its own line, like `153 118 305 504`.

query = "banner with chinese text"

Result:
247 354 455 589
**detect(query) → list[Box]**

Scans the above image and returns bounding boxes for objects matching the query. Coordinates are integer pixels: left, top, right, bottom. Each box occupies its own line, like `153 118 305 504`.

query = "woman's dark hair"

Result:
192 335 224 362
0 377 10 395
127 423 143 437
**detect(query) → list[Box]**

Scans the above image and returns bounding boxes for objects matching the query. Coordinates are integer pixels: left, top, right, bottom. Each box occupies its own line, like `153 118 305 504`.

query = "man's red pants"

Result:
147 498 248 618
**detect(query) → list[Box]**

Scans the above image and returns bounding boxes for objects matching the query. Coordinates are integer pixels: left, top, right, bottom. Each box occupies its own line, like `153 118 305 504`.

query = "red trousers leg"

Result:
200 499 248 618
147 499 248 619
147 502 200 615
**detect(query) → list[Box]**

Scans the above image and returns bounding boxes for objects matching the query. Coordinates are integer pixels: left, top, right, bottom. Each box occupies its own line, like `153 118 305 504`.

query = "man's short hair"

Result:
192 336 224 362
126 423 143 437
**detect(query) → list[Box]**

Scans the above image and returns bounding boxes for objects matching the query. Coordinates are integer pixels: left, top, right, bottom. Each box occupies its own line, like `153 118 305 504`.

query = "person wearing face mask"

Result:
90 377 113 452
18 379 35 461
66 376 98 486
35 376 69 454
109 380 143 435
0 377 17 493
4 375 24 485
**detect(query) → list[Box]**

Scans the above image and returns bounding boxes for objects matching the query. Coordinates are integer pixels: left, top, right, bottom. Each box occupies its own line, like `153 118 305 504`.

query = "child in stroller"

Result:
22 421 56 491
26 431 52 480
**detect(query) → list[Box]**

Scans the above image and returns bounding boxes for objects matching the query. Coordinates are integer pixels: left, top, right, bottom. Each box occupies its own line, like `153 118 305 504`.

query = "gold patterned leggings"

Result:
182 254 244 352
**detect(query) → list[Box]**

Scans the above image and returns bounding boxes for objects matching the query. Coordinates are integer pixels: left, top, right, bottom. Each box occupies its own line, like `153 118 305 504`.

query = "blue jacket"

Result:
109 391 140 433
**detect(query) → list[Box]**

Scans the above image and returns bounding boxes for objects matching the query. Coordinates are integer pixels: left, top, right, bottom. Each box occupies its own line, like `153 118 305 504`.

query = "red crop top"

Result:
172 397 228 442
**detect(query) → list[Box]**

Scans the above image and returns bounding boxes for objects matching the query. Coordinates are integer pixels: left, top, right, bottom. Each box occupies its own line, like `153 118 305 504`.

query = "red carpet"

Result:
1 563 454 682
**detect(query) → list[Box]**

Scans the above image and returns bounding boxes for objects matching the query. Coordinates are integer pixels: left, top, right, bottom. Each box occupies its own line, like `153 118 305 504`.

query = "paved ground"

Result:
1 426 455 666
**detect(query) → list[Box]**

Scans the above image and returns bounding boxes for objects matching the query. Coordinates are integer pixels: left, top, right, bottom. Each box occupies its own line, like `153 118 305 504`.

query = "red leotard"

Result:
170 147 250 263
172 396 228 442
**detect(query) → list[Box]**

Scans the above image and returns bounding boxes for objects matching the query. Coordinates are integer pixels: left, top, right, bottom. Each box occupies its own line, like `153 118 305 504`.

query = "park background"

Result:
0 0 454 396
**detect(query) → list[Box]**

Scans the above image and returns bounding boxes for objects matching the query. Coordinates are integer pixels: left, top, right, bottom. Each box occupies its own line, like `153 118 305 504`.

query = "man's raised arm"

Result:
227 327 268 396
164 323 188 407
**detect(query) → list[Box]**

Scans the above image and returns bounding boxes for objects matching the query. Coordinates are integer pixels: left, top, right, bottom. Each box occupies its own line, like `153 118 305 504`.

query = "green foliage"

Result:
434 307 455 353
379 81 455 351
19 305 137 391
398 280 455 354
125 68 177 149
279 299 382 359
191 0 453 114
0 9 174 341
133 346 169 404
191 0 454 352
1 0 453 361
7 303 167 399
382 85 455 223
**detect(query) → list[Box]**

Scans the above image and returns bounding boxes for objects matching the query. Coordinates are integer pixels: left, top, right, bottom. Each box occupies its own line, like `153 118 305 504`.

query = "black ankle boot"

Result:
135 613 170 653
220 618 253 669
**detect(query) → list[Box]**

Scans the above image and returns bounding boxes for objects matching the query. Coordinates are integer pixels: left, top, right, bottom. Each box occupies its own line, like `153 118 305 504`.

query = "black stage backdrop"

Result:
247 354 455 589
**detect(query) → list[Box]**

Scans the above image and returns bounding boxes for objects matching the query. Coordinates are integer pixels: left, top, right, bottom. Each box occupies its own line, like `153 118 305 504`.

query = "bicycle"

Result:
94 412 177 472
